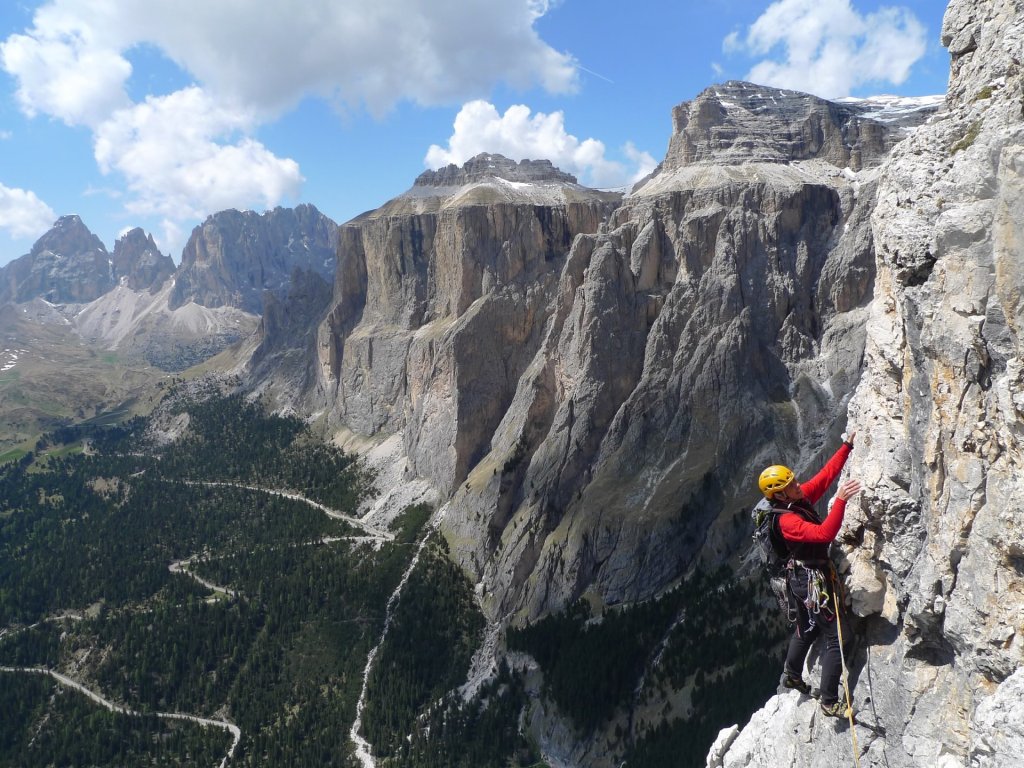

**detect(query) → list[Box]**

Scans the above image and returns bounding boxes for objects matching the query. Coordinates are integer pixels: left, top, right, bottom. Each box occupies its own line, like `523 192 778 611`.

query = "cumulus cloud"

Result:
725 0 927 98
426 101 657 189
1 22 131 127
94 87 303 221
0 0 577 239
3 0 576 120
0 184 57 239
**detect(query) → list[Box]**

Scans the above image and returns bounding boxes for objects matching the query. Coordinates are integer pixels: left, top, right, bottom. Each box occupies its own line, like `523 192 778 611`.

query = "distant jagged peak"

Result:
112 227 175 293
414 153 579 187
170 203 339 314
30 214 107 259
0 214 113 305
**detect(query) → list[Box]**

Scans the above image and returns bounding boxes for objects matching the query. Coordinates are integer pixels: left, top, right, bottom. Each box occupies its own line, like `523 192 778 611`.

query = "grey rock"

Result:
248 268 334 403
659 81 938 173
720 1 1024 766
0 215 113 304
416 153 579 187
312 155 621 494
111 228 175 292
170 203 338 313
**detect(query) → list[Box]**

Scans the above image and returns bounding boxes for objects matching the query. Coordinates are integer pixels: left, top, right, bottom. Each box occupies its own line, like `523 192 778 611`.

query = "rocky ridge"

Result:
714 1 1024 766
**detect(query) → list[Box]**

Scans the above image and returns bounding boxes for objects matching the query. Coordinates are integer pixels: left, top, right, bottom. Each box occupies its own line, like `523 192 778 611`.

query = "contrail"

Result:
576 63 614 84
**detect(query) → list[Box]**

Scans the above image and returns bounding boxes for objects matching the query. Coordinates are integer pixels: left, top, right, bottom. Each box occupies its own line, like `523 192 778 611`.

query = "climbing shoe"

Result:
820 700 851 719
782 674 811 695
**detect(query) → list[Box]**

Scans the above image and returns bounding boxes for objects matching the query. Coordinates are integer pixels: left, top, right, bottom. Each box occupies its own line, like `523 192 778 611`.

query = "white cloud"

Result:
0 184 57 239
725 0 927 98
94 87 303 221
3 0 576 120
0 25 131 127
0 0 576 240
426 101 656 189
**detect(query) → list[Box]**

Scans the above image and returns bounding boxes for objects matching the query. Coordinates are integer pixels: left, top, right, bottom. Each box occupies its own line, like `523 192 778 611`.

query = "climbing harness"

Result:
832 578 860 768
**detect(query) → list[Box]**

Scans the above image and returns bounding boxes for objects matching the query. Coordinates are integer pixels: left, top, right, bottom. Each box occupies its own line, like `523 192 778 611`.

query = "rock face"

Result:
111 228 175 292
441 117 908 623
0 215 114 304
170 203 338 313
417 154 580 187
248 268 334 401
716 1 1024 766
309 154 622 490
239 85 925 650
663 81 938 172
290 94 934 628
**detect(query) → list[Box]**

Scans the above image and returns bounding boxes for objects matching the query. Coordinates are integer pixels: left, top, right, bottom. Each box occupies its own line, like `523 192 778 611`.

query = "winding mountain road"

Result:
179 481 393 541
4 479 402 766
0 666 241 768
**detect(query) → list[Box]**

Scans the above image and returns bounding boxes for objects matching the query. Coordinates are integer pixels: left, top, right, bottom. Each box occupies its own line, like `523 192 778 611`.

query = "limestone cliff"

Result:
715 1 1024 766
296 92 935 618
441 92 934 623
311 154 622 489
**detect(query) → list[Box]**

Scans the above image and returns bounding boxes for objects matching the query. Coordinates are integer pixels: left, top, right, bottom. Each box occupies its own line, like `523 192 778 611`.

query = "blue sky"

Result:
0 1 951 266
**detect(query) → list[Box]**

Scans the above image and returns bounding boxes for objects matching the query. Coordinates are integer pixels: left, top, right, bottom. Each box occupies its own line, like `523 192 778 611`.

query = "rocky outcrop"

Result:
170 203 338 313
715 1 1024 766
0 215 114 304
417 154 579 187
111 228 175 292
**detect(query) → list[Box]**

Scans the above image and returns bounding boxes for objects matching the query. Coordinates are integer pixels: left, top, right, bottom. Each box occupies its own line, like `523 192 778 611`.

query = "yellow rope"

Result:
833 580 861 768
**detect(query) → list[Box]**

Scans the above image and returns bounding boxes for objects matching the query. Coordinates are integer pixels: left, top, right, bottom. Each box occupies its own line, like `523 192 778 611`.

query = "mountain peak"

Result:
662 80 940 171
112 227 175 292
414 153 579 187
0 216 113 304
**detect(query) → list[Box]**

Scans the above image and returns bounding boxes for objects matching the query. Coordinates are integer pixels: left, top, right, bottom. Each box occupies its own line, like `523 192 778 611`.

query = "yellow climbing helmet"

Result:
758 465 795 496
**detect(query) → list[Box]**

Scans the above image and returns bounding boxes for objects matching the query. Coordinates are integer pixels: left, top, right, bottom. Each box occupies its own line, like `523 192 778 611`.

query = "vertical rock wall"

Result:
315 172 620 495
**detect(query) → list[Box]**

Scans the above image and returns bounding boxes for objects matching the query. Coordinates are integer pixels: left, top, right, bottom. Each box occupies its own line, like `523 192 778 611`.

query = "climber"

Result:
758 433 862 719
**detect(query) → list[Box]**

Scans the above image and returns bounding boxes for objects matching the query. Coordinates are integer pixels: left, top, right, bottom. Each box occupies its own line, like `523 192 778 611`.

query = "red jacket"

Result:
778 443 852 545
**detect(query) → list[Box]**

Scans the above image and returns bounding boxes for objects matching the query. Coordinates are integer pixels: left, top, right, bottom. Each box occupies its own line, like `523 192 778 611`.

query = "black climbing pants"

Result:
783 567 847 705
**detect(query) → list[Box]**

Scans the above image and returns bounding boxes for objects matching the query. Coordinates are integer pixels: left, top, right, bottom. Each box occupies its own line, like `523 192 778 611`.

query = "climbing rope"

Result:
833 582 861 768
